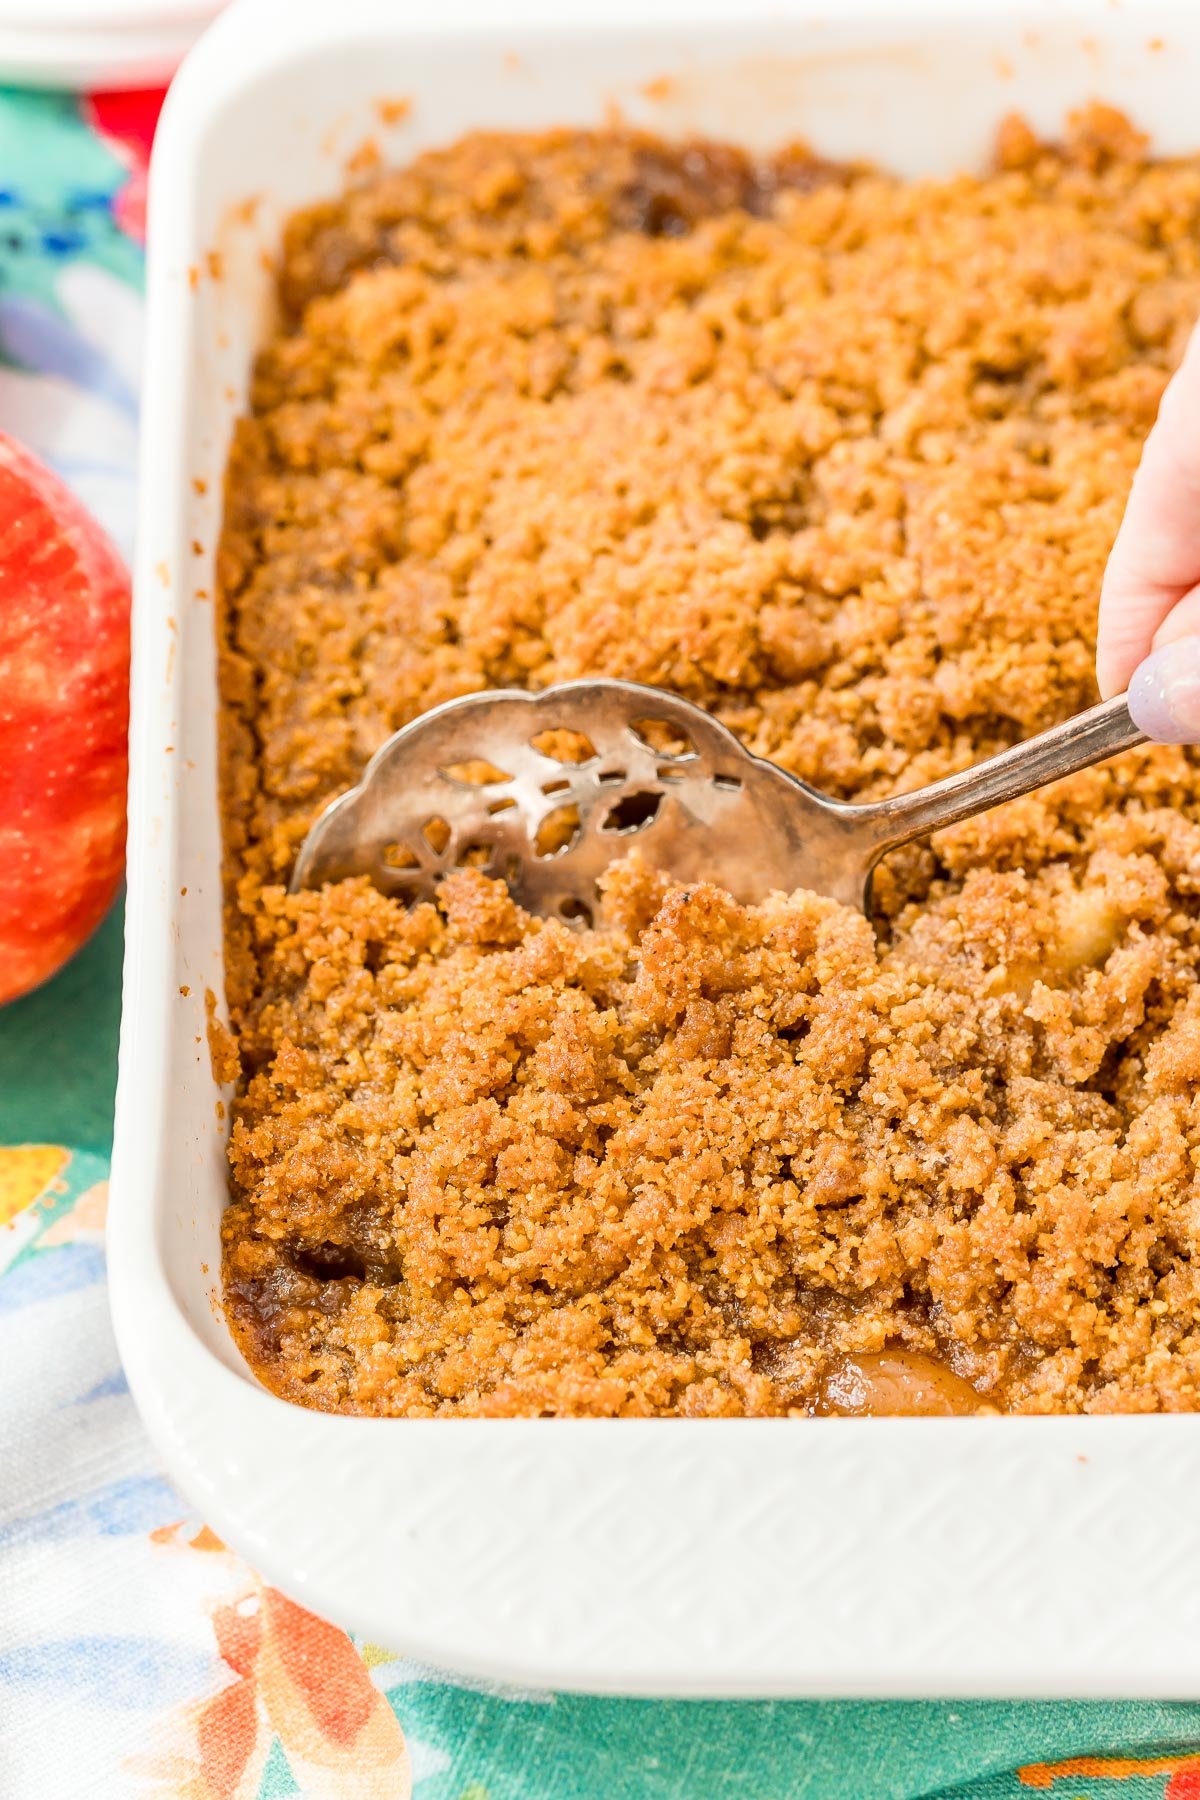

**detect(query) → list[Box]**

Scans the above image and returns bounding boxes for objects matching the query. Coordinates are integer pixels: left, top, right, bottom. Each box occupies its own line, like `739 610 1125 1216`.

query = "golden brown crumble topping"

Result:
218 108 1200 1415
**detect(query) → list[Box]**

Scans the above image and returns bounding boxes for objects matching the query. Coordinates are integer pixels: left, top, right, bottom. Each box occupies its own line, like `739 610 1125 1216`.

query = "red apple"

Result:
0 434 130 1004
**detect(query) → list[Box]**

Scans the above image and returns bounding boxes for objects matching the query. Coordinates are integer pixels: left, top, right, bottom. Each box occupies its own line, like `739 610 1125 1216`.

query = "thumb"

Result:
1097 319 1200 698
1127 599 1200 742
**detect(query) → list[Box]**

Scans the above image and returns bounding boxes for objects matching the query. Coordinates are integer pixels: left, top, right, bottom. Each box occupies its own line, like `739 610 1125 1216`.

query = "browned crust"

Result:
215 113 1200 1417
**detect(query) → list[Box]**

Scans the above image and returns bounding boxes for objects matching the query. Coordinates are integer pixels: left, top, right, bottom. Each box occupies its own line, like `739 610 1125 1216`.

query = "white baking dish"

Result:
109 0 1200 1696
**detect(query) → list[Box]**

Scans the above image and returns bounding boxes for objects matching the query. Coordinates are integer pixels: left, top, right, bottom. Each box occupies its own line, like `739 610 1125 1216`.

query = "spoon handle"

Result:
857 693 1147 858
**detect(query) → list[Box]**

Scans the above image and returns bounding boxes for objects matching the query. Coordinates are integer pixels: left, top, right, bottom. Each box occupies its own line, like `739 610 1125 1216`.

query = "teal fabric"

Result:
0 899 123 1152
317 1694 1200 1799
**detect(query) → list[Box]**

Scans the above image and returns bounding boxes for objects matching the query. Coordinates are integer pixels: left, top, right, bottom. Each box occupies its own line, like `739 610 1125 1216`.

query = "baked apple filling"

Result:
217 111 1200 1415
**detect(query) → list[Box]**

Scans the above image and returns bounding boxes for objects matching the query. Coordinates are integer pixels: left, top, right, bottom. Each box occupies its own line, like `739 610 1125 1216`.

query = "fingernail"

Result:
1128 638 1200 743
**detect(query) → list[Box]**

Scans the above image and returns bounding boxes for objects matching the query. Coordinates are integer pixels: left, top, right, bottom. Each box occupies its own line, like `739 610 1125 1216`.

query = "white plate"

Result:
0 1 224 86
110 0 1200 1696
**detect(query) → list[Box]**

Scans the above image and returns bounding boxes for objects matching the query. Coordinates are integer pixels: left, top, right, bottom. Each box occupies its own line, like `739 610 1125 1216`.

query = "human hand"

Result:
1098 320 1200 741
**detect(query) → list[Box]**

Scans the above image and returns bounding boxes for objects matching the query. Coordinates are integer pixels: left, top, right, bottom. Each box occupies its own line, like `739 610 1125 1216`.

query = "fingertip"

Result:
1095 321 1200 704
1128 636 1200 743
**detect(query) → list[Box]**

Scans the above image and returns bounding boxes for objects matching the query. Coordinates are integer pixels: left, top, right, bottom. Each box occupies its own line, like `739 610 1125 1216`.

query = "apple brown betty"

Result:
216 107 1200 1416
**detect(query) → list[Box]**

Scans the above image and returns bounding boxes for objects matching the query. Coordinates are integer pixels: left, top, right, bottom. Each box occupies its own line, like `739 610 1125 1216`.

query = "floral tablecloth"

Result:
6 79 1200 1800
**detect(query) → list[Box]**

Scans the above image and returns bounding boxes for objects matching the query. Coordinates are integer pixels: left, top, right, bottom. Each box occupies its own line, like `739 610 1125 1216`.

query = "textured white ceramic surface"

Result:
109 0 1200 1695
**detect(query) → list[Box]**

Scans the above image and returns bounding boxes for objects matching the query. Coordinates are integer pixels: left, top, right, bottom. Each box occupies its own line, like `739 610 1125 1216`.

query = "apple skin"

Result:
0 433 130 1005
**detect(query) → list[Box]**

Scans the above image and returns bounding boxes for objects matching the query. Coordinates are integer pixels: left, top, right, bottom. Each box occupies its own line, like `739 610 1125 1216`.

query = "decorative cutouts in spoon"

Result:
290 679 1146 918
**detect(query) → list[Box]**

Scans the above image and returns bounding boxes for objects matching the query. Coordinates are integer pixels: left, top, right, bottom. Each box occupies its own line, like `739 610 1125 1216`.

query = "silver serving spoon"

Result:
290 679 1145 919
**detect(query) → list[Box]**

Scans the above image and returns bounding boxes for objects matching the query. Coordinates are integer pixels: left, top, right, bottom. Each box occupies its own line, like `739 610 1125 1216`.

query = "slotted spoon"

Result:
290 679 1145 919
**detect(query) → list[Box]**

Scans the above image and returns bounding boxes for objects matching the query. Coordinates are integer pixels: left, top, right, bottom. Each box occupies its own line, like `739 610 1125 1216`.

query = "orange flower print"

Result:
40 1177 107 1244
196 1676 263 1799
131 1525 411 1799
1019 1752 1200 1790
128 1590 271 1800
0 1144 72 1276
0 1144 67 1225
254 1586 412 1796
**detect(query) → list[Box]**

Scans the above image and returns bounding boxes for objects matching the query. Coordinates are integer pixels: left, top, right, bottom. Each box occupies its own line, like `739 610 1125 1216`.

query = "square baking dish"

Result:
109 0 1200 1696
